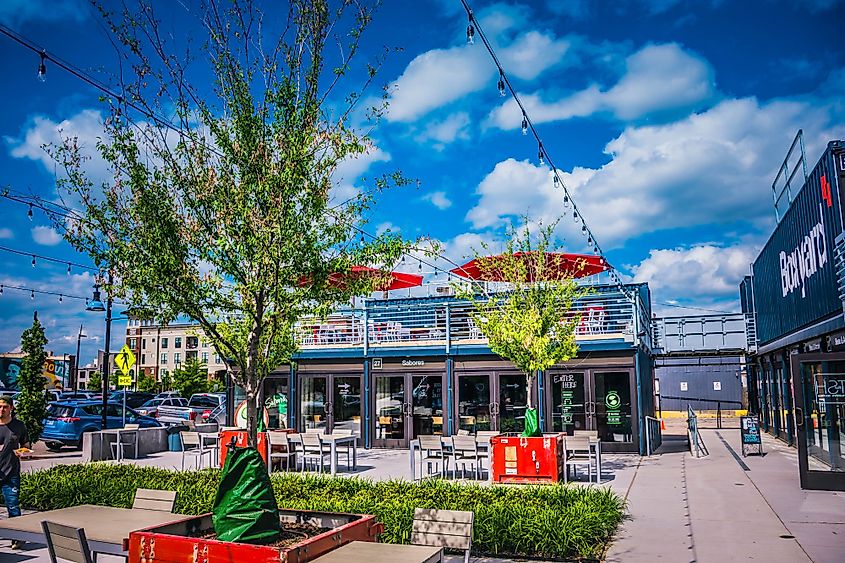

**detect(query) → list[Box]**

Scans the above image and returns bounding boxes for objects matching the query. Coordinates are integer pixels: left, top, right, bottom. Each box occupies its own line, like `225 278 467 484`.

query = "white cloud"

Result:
498 31 572 81
0 228 13 239
469 95 845 246
388 46 493 123
330 146 391 204
7 109 110 188
31 226 62 246
414 113 471 147
486 43 716 128
631 244 757 298
422 191 453 210
376 222 400 235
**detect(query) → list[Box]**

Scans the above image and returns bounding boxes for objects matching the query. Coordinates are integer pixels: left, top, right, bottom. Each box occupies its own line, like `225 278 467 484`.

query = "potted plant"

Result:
455 220 591 482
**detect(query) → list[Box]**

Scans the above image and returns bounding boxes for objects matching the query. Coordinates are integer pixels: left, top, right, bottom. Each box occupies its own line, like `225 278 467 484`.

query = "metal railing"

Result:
652 313 752 353
687 405 709 458
662 396 742 429
294 285 645 352
644 416 663 456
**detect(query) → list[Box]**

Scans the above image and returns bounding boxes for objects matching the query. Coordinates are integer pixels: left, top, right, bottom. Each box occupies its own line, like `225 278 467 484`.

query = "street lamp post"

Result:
74 324 87 393
86 272 113 429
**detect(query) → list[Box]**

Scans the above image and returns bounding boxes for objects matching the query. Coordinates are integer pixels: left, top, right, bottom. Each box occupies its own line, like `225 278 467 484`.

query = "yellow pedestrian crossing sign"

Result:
115 345 136 377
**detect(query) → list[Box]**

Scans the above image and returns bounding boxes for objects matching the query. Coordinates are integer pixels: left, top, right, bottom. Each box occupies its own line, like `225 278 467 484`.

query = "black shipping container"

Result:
752 141 845 344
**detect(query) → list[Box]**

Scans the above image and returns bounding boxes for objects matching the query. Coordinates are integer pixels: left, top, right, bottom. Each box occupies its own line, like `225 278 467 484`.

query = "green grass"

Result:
20 464 625 560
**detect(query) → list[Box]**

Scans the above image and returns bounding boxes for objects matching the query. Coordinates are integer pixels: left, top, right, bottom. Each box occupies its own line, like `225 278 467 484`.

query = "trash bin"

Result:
167 425 187 452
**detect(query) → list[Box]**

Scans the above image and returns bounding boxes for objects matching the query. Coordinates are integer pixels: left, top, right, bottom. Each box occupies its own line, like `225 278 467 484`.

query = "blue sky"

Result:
0 0 844 365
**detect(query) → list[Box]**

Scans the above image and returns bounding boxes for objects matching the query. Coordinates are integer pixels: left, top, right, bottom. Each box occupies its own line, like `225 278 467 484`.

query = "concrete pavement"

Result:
1 428 843 562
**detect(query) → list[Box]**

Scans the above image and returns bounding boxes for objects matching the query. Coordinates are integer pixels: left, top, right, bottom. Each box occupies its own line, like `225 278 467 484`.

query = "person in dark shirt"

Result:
0 395 30 549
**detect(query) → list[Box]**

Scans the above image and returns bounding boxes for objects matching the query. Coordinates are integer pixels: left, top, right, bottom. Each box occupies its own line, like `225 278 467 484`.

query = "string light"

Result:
521 114 528 136
0 285 3 295
30 289 34 300
466 13 475 45
37 51 46 82
553 174 559 188
497 72 506 97
27 204 33 220
401 255 405 265
67 263 71 275
31 255 35 267
58 294 63 303
418 259 423 272
538 143 545 166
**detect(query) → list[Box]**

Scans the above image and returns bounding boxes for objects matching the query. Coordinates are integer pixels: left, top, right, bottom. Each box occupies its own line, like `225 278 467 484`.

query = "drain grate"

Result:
779 534 795 539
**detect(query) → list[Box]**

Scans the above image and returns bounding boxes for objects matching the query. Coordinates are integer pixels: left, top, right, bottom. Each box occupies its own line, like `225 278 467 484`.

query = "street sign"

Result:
114 345 136 376
118 374 132 387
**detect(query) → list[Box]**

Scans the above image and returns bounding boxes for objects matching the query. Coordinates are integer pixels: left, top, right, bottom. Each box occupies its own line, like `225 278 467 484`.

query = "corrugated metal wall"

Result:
656 355 744 411
752 143 844 344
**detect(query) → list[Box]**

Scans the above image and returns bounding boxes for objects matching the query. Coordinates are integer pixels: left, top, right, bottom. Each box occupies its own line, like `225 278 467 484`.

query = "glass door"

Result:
332 376 362 440
411 375 444 437
299 376 328 432
791 353 845 491
495 373 528 433
594 371 634 445
373 375 407 448
456 374 492 433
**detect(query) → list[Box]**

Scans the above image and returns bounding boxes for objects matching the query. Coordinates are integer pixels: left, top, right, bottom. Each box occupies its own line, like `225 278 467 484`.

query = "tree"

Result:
137 373 158 393
50 0 415 446
87 372 102 392
159 371 173 393
17 312 49 443
172 359 212 398
455 222 588 436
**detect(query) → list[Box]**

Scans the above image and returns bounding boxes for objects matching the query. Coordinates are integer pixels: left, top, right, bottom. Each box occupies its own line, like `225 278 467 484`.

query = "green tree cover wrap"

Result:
521 407 542 437
212 446 281 544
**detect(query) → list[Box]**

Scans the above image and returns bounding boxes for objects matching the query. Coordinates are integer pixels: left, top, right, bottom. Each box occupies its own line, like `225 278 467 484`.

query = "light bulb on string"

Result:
466 14 475 45
538 143 545 166
30 290 34 300
31 255 36 268
587 235 593 246
37 52 47 83
521 114 528 136
67 263 71 275
563 194 569 208
581 225 587 234
360 233 365 245
573 210 578 221
27 204 33 220
58 294 63 303
0 285 3 295
401 255 406 265
497 72 506 97
553 174 559 188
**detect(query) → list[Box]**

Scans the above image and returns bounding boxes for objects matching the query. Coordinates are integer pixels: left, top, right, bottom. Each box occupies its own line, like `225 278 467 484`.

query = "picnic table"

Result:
0 505 186 555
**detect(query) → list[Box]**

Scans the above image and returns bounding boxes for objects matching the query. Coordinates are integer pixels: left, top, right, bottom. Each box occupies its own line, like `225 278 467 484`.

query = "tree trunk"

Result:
525 373 535 409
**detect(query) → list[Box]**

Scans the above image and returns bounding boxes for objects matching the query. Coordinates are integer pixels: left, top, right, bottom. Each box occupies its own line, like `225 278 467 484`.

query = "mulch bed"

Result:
192 523 331 548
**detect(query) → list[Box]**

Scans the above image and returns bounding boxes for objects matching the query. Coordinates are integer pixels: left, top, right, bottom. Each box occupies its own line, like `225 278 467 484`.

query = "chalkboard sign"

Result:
740 415 763 456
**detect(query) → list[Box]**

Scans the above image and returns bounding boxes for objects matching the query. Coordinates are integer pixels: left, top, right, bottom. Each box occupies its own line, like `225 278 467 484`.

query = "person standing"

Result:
0 395 30 549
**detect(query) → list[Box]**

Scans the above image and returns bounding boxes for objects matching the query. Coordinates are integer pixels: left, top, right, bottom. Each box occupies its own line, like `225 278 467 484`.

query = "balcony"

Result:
294 284 650 357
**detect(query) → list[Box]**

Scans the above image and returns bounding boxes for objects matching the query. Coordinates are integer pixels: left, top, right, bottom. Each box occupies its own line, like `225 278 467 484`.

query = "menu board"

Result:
740 415 763 456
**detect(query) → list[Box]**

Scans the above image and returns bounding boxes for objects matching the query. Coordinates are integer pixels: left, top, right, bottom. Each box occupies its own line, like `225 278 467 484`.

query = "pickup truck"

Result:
157 392 226 425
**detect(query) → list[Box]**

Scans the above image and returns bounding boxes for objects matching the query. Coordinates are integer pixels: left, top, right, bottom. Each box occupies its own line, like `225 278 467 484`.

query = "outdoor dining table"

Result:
0 504 187 555
310 540 443 563
290 433 357 475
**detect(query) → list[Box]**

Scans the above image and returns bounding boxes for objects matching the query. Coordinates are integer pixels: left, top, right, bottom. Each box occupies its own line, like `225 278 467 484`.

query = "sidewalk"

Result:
607 428 845 563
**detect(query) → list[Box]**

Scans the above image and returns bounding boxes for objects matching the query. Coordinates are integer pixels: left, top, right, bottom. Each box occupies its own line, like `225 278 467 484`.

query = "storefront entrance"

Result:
454 372 529 434
548 369 635 450
790 353 845 491
373 372 444 448
299 374 362 439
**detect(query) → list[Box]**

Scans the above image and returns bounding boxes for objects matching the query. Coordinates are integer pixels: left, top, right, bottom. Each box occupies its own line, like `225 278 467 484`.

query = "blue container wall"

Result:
752 144 845 344
656 356 744 411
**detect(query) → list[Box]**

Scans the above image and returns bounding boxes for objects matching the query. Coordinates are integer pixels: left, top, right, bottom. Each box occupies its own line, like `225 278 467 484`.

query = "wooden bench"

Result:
411 508 474 563
133 488 177 512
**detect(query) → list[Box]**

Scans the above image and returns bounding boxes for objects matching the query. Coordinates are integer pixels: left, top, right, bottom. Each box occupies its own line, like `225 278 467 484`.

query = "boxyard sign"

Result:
753 144 844 344
740 415 763 456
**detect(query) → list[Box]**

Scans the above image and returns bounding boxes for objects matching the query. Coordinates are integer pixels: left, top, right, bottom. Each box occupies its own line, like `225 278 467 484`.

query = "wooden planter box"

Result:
490 433 565 483
128 509 383 563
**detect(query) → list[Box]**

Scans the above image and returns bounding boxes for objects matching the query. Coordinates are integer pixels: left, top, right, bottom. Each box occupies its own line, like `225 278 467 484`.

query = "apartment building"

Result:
125 319 226 382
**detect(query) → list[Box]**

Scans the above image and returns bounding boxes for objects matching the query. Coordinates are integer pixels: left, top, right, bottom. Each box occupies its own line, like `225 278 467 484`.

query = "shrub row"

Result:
20 464 625 560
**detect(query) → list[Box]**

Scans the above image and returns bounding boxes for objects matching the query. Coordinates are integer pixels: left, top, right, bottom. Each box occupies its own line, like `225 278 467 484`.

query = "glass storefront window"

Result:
801 362 845 471
498 373 527 433
262 377 289 429
300 377 327 431
551 372 586 433
333 376 362 437
375 376 405 440
595 372 632 443
411 375 443 437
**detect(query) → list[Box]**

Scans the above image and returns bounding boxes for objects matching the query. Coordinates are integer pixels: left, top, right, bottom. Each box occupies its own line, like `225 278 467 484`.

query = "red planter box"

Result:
128 509 383 563
490 433 565 483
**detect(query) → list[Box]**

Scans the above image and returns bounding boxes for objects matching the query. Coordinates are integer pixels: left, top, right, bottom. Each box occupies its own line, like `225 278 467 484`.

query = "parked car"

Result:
58 391 98 401
157 392 226 425
41 400 161 451
155 391 182 400
107 391 156 409
135 396 188 418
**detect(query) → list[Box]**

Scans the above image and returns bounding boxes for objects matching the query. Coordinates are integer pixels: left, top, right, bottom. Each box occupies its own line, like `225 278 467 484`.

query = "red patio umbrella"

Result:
302 265 423 291
449 252 609 281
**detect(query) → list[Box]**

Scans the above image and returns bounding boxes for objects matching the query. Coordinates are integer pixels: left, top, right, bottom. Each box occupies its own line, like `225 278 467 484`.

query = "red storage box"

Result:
128 509 383 563
218 429 295 467
490 433 566 483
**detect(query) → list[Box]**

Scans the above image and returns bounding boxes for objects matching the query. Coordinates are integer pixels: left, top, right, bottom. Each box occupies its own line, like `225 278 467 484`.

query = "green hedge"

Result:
21 464 624 560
